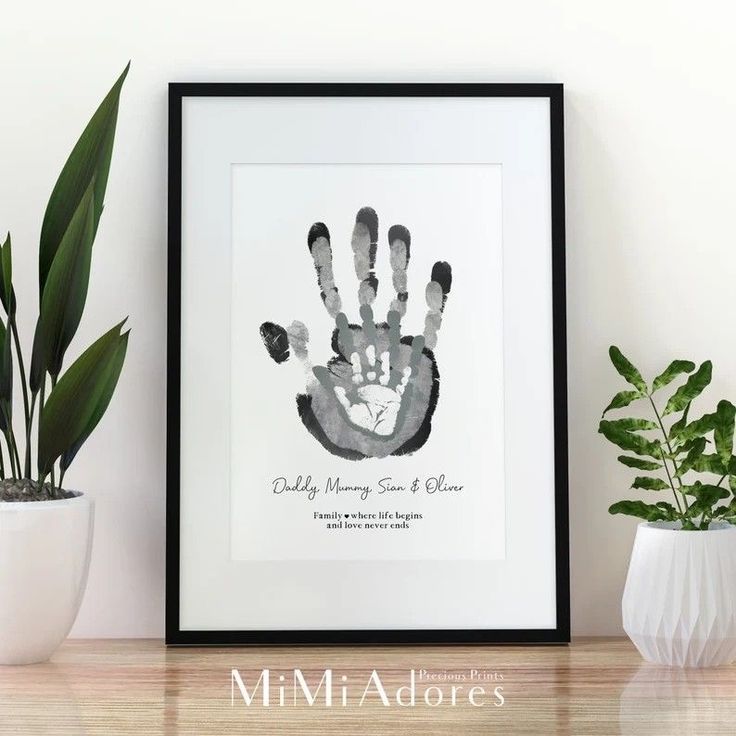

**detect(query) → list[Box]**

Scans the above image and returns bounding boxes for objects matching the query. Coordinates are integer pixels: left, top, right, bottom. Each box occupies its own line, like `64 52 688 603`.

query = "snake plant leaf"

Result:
662 361 712 416
37 320 127 477
599 420 662 457
38 183 95 379
617 455 662 471
609 346 647 393
28 318 45 394
651 360 695 393
0 318 8 433
60 329 129 472
631 476 670 491
0 233 11 315
39 63 129 298
608 500 671 521
714 400 736 465
602 390 642 416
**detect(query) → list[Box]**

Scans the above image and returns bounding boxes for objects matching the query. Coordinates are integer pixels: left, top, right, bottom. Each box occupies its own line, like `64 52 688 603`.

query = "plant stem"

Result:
0 441 5 480
658 446 683 514
648 395 688 519
37 377 46 484
10 318 30 431
24 392 36 479
58 466 66 491
4 431 17 478
9 430 21 479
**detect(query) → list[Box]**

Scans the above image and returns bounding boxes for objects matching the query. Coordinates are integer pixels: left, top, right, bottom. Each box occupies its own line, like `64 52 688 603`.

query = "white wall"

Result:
1 0 734 637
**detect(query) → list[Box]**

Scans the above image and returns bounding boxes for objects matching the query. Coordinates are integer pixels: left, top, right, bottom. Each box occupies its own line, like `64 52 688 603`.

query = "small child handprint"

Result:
260 207 452 460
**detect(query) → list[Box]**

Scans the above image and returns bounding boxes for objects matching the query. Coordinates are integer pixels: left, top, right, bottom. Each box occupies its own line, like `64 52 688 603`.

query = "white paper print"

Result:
230 164 506 561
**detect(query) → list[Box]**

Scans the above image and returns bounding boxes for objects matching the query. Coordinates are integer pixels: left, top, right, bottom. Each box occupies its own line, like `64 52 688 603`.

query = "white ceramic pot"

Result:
0 493 94 665
622 521 736 667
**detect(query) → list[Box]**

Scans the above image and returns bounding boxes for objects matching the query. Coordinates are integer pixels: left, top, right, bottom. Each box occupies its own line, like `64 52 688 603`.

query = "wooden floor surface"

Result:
0 638 735 735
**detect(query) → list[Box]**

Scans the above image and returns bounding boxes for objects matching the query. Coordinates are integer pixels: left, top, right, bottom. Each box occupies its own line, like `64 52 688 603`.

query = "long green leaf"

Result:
37 321 126 477
681 453 728 476
39 63 129 298
714 400 736 465
669 401 691 439
654 501 678 518
0 234 11 314
662 361 712 416
599 420 661 457
602 417 658 431
60 330 129 472
602 390 642 416
37 183 95 378
672 411 717 444
681 482 730 502
712 500 736 518
0 317 9 433
28 318 44 394
608 500 671 521
651 360 695 393
676 436 707 474
609 346 647 393
617 455 662 471
631 476 670 491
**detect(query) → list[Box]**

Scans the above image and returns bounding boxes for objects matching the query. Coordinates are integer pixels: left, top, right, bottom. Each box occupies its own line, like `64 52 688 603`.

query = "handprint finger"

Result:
312 364 336 393
423 261 452 350
335 312 356 359
359 304 378 345
350 352 363 384
351 207 379 305
388 225 411 317
396 367 412 396
333 385 354 412
389 333 424 389
408 334 426 375
386 310 402 386
365 345 377 382
308 222 342 317
259 322 290 364
286 320 311 371
378 350 391 386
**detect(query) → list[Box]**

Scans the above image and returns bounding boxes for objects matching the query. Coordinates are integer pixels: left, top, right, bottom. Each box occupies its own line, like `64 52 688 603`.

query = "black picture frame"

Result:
167 83 569 646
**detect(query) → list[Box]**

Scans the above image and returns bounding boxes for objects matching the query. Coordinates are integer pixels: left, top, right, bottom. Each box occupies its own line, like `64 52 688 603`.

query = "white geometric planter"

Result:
0 494 94 665
622 521 736 667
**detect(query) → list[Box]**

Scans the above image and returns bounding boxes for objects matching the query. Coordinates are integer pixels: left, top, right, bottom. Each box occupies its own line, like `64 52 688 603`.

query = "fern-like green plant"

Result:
0 64 130 498
600 346 736 530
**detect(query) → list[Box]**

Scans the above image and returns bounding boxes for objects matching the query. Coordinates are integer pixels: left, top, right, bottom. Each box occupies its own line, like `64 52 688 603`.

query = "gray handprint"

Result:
260 207 452 460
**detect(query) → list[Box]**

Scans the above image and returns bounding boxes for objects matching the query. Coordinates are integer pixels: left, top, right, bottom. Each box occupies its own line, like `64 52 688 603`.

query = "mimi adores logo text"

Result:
231 669 505 708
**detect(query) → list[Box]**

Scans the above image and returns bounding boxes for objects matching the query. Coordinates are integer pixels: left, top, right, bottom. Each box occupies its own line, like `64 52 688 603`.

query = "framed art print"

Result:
167 83 569 645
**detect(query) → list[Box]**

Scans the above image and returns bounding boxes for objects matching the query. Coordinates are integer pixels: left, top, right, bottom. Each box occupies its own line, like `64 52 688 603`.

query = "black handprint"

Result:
260 207 452 460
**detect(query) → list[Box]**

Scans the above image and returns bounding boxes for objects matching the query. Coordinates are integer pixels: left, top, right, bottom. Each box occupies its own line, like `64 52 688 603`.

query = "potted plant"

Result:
0 65 130 665
600 346 736 667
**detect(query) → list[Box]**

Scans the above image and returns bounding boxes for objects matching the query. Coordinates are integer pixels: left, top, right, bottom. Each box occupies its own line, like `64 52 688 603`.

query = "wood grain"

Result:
0 638 734 734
